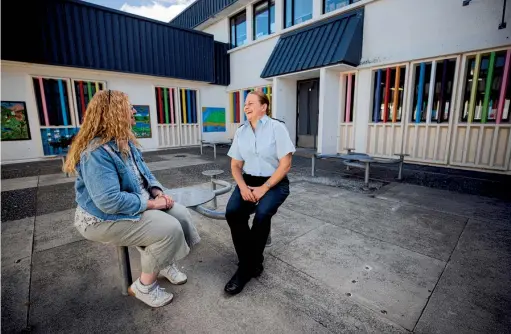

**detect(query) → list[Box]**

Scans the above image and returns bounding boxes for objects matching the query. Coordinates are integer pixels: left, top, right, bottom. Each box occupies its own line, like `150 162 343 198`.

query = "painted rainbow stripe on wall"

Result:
155 87 177 124
179 88 198 124
372 66 406 123
32 77 74 127
74 80 105 123
230 91 241 123
463 48 511 124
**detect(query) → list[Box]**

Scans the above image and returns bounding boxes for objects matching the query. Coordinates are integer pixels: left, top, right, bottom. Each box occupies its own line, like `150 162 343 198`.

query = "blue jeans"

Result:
225 174 290 273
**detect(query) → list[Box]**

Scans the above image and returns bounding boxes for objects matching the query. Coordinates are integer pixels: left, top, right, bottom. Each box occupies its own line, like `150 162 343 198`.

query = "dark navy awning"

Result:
261 8 364 78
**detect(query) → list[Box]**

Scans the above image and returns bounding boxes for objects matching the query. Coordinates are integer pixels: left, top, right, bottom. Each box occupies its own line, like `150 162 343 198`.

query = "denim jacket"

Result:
75 139 164 221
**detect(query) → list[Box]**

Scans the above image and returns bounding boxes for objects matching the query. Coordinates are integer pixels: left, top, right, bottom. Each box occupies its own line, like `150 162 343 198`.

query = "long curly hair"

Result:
63 90 139 174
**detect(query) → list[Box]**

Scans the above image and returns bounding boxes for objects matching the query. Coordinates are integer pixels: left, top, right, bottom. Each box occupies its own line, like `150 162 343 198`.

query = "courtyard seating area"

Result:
2 147 511 333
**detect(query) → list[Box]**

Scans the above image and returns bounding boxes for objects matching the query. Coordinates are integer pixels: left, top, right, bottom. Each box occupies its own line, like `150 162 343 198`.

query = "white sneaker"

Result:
128 278 173 308
160 263 188 285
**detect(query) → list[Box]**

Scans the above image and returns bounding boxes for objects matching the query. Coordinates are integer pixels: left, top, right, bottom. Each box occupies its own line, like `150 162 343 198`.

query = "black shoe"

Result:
252 264 264 278
224 269 251 295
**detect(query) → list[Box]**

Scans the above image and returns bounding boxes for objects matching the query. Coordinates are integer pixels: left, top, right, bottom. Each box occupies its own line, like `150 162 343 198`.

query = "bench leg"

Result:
398 160 404 181
213 144 217 160
211 175 218 209
117 246 132 296
364 162 370 187
311 155 316 177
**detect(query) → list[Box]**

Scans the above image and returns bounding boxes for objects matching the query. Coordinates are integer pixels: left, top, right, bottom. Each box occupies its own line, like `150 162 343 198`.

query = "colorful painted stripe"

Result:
481 52 496 123
169 88 175 124
468 54 482 123
79 81 86 119
373 69 382 122
497 50 510 124
416 63 426 123
438 59 448 123
38 78 50 126
345 74 353 123
383 68 390 123
392 67 400 123
58 79 68 126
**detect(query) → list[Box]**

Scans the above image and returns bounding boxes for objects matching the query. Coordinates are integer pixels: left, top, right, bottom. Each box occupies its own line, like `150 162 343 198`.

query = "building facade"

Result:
1 0 510 176
172 0 511 174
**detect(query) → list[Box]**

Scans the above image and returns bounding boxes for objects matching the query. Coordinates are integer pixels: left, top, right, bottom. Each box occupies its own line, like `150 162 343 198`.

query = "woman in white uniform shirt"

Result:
224 90 296 295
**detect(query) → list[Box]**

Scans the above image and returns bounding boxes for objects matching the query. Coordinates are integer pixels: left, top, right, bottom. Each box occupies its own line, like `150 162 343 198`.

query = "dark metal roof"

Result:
1 0 229 84
260 8 364 78
170 0 238 29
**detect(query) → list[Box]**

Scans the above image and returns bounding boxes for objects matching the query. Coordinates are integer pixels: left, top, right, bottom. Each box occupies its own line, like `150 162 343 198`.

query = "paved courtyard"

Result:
2 146 510 333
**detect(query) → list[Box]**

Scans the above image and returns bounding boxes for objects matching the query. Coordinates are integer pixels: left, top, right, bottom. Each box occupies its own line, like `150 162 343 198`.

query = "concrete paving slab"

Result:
414 218 511 333
36 182 77 216
2 257 31 333
284 182 466 261
1 187 37 222
1 217 34 266
1 176 39 192
272 223 445 330
33 209 83 252
29 238 332 334
376 183 511 222
38 173 76 187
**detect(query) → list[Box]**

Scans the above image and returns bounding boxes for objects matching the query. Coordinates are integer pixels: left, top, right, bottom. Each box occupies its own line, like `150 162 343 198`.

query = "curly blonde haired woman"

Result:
64 90 200 308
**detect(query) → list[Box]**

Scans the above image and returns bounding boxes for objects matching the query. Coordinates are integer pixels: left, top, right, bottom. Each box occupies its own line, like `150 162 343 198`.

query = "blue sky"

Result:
83 0 195 22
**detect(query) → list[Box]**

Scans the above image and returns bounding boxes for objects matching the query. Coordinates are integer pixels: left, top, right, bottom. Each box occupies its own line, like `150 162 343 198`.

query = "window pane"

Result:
270 2 275 34
294 0 312 25
324 0 361 14
254 1 269 39
230 12 247 47
285 0 292 28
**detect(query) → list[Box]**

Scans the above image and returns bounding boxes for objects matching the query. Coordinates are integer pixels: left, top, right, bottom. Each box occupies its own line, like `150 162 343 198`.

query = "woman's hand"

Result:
248 186 268 201
240 185 257 202
148 195 174 210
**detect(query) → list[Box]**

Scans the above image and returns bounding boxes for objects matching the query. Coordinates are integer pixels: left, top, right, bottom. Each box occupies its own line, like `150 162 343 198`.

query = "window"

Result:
323 0 360 14
461 49 511 123
33 77 73 127
230 91 241 123
230 11 247 48
253 0 275 40
284 0 312 28
371 66 407 123
411 59 457 123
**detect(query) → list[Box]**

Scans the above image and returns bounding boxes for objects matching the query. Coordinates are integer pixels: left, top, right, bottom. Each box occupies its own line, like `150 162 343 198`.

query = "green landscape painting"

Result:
1 101 31 141
132 105 152 138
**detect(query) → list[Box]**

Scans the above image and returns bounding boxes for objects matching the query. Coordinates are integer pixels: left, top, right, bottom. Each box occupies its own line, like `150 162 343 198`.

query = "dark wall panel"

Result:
1 0 218 83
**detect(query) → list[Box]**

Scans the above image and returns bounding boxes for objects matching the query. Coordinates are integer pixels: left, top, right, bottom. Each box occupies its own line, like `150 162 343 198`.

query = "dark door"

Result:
296 79 320 149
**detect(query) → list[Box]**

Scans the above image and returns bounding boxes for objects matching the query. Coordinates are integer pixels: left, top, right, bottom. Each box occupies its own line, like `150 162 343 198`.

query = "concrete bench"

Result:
311 149 409 188
200 140 233 159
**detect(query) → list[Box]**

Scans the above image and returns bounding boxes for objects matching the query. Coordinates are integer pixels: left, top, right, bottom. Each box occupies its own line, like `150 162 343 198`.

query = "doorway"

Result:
296 79 320 148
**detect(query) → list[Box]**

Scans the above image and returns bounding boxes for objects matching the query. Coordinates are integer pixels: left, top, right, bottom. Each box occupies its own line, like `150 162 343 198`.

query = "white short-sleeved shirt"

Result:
227 115 296 177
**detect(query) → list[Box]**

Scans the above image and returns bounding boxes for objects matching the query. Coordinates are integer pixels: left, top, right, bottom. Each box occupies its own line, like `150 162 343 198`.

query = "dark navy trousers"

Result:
225 174 290 273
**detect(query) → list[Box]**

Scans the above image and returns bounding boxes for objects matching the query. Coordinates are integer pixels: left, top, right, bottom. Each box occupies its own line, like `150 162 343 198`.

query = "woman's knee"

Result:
143 210 185 241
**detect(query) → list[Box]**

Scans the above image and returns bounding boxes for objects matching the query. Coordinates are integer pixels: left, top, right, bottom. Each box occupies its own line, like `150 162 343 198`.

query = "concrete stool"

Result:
202 169 224 209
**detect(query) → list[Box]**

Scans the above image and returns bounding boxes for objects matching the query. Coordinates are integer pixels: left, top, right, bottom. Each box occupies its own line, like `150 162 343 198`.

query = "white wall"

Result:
273 77 297 145
362 0 510 67
318 68 341 154
200 84 231 142
203 19 229 43
228 37 278 90
0 61 220 163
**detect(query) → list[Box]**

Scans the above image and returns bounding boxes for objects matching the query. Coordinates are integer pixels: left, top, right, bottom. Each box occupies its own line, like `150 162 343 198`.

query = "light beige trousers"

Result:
76 203 200 274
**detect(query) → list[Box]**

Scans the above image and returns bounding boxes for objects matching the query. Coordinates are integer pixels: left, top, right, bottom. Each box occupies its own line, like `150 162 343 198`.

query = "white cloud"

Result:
120 0 195 22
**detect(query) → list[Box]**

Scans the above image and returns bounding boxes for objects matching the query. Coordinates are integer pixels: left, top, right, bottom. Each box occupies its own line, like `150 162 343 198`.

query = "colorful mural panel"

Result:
74 80 105 123
1 101 31 141
155 87 177 125
202 107 226 132
132 105 152 138
40 127 79 156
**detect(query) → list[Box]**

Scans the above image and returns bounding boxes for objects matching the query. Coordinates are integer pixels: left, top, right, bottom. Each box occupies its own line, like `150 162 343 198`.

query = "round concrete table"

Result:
164 187 215 208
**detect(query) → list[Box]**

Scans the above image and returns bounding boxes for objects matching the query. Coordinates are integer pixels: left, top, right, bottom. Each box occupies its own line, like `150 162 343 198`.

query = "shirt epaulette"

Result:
238 123 245 128
271 117 285 124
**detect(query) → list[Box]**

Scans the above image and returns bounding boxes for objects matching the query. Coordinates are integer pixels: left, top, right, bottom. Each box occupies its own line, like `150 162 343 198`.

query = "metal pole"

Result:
213 144 217 159
364 162 370 187
116 246 132 296
311 155 316 177
211 175 217 209
398 157 404 181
